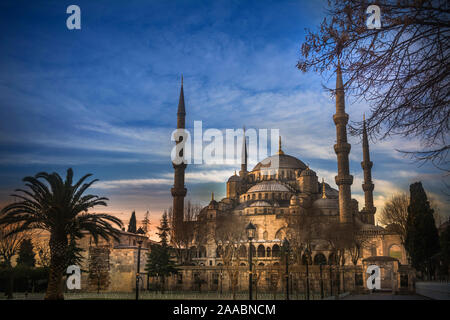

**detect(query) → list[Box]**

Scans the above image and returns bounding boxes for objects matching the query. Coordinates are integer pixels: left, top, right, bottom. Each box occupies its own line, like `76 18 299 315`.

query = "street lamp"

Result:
304 246 311 300
246 222 256 300
282 238 290 300
136 239 143 300
319 262 324 299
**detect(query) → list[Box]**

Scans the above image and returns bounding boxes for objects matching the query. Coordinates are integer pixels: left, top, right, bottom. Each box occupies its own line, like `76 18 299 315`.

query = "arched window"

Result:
199 246 207 258
190 246 198 258
258 262 265 266
263 231 268 240
313 253 327 265
250 244 256 258
266 247 271 257
272 245 281 257
239 245 247 258
257 245 265 257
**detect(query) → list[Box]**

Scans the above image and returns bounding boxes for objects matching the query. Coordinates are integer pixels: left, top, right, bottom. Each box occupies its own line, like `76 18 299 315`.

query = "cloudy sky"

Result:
0 0 448 239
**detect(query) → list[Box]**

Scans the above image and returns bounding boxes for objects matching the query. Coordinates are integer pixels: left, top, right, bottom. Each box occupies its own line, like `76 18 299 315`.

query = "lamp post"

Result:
136 239 143 300
319 262 324 299
246 222 256 300
304 246 311 300
282 238 290 300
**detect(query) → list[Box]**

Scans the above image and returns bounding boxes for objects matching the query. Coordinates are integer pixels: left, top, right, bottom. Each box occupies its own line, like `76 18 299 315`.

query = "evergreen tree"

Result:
405 182 440 277
142 210 150 235
16 239 35 267
127 211 137 233
145 211 177 292
66 236 84 269
439 222 450 278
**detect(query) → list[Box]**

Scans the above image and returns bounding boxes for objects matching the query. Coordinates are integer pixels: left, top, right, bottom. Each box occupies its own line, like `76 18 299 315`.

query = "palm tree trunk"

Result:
45 235 68 300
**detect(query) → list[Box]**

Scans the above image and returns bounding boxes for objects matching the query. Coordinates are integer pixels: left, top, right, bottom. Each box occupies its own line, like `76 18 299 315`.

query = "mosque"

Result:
167 66 415 294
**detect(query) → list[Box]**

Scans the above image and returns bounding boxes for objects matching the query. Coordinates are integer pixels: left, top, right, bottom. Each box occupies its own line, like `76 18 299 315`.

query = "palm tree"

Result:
0 168 123 300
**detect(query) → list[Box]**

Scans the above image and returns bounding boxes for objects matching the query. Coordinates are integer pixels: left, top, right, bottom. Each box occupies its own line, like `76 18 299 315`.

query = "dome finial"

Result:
211 192 214 201
322 178 327 199
277 135 284 155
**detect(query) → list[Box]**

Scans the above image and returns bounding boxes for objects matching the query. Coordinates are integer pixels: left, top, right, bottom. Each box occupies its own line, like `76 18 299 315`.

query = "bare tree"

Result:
34 239 51 268
214 213 247 300
168 201 203 264
297 0 449 168
0 223 30 267
379 193 409 244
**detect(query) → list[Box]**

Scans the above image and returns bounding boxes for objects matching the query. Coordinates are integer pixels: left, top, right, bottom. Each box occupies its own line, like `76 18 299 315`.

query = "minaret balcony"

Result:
362 183 374 192
333 143 351 154
335 175 353 186
361 161 373 170
171 187 187 197
333 113 349 125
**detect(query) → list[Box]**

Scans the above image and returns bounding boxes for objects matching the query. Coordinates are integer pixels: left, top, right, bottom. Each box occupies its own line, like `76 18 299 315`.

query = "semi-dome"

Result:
312 197 339 210
227 174 241 182
247 181 291 193
252 153 307 171
250 201 272 207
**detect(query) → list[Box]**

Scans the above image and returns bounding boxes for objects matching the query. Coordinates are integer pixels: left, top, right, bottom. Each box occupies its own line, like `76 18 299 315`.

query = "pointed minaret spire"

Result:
277 136 285 155
177 75 186 126
239 126 248 177
333 61 354 224
171 76 188 241
322 178 327 199
211 192 215 201
361 115 376 224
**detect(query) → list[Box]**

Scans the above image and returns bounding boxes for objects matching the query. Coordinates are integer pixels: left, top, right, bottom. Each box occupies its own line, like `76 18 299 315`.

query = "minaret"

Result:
171 76 187 240
239 127 248 178
333 63 354 224
361 114 376 225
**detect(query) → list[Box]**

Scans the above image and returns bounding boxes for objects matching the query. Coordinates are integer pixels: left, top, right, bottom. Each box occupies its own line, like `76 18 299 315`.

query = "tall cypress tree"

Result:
145 211 177 292
16 239 36 267
127 211 137 233
405 182 440 277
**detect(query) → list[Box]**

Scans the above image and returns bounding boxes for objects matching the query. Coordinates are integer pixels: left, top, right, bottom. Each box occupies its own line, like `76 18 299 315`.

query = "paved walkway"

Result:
342 292 430 300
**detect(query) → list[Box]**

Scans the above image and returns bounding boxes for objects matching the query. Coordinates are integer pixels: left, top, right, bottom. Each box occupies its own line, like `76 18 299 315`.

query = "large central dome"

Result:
252 153 307 172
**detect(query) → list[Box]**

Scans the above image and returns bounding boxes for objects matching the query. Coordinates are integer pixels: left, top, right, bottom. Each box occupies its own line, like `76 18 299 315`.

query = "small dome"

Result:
228 174 241 183
300 167 316 177
313 198 339 210
247 181 291 193
252 154 307 171
208 200 219 209
250 201 272 207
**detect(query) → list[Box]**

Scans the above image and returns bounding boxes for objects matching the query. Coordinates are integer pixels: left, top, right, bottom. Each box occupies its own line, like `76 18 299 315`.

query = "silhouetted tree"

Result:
17 238 35 267
405 182 440 278
0 168 123 300
142 210 151 235
379 193 409 244
127 211 137 233
297 0 449 168
145 211 177 292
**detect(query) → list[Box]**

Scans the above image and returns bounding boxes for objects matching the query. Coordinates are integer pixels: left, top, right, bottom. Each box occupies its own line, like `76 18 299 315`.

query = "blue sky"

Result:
0 0 448 237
